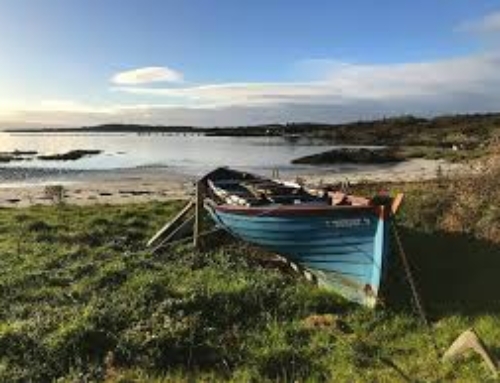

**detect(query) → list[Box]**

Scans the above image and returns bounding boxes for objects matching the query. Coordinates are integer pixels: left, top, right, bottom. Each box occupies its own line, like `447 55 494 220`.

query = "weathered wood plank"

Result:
443 328 498 378
147 199 194 248
151 214 195 253
391 193 404 215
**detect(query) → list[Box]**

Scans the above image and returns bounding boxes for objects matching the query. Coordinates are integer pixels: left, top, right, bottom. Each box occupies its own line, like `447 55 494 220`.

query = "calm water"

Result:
0 132 341 176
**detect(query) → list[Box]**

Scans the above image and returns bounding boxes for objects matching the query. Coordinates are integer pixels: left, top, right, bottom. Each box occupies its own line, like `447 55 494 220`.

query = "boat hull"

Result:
206 204 389 307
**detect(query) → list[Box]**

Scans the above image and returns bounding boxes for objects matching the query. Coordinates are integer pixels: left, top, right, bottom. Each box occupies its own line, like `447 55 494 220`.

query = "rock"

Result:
292 148 404 165
38 150 102 161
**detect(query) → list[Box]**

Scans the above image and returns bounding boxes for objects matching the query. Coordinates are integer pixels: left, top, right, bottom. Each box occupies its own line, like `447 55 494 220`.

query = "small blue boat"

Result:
203 167 402 307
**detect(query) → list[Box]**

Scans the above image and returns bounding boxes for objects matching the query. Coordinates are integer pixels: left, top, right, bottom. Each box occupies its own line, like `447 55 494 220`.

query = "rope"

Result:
391 219 428 326
391 217 440 356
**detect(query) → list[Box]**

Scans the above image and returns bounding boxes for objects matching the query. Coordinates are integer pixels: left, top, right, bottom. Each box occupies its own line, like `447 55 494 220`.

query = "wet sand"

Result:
0 159 476 208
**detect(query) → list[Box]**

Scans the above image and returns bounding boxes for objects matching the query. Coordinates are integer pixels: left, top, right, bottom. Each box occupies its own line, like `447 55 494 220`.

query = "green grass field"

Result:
1 182 500 382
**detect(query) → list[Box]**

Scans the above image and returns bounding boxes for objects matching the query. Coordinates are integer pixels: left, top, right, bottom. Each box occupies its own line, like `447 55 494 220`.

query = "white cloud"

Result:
4 53 500 127
112 81 341 108
112 53 500 108
111 66 183 85
456 11 500 33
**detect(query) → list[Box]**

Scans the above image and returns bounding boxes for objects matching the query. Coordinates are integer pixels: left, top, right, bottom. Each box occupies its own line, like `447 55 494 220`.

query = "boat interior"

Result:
204 167 373 208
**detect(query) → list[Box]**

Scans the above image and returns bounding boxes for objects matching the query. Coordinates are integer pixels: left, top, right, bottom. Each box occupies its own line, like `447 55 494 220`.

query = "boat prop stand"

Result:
147 199 195 249
147 177 222 252
149 214 196 254
193 180 207 249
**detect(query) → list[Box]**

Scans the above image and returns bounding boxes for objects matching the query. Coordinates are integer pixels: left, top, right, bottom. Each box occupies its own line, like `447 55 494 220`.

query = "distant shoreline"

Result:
3 112 498 158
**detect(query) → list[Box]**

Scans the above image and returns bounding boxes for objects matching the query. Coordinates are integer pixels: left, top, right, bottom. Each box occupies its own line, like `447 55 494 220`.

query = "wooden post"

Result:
391 193 404 215
193 180 205 249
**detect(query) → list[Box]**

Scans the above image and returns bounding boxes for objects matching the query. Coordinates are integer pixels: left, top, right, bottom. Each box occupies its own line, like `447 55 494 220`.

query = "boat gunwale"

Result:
208 200 386 218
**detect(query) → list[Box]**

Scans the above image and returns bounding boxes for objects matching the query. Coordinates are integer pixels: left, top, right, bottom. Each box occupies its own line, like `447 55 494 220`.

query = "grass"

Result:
1 181 500 381
396 145 489 162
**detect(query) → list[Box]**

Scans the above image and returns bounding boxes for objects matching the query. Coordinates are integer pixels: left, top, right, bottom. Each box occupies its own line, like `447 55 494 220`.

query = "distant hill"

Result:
0 121 70 131
4 113 500 148
206 114 500 148
4 123 200 134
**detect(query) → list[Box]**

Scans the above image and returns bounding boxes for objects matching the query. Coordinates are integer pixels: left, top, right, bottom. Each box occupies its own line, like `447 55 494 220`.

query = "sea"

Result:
0 131 367 171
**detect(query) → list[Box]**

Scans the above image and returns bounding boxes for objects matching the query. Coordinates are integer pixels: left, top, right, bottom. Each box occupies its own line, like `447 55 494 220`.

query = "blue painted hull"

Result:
206 204 390 307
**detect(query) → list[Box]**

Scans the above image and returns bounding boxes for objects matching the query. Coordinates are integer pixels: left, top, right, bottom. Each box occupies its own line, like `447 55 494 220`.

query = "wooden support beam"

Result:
193 180 206 249
391 193 404 215
150 214 195 253
147 199 194 248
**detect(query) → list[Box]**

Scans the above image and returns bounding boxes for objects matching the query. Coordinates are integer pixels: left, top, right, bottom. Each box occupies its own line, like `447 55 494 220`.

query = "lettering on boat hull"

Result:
325 218 372 229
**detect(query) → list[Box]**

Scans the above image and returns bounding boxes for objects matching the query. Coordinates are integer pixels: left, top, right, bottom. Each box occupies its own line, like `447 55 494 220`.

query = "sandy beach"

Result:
297 158 476 185
0 167 195 208
0 159 476 208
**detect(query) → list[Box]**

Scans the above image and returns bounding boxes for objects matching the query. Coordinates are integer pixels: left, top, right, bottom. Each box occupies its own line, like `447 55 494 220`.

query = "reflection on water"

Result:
0 132 343 176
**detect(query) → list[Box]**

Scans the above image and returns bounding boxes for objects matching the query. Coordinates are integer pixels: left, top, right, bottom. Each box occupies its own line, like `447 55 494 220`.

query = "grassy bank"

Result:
292 145 489 165
1 179 500 381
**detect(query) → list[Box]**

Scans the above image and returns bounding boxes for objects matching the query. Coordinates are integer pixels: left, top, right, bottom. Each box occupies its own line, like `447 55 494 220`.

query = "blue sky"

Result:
1 0 500 126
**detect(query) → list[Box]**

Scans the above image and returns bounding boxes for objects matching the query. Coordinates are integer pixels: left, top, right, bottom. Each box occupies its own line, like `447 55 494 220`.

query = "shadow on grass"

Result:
384 226 500 318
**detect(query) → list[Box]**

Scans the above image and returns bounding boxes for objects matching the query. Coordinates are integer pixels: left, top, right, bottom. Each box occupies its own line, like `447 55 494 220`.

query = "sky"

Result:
1 0 500 127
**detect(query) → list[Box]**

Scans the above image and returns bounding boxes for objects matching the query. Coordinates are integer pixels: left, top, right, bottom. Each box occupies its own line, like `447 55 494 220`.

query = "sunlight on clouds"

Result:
111 81 342 108
111 66 184 85
39 100 113 113
0 108 14 117
112 54 500 107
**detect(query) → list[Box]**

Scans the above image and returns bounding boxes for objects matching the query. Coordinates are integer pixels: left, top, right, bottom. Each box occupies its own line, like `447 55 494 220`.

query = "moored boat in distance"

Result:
203 167 402 307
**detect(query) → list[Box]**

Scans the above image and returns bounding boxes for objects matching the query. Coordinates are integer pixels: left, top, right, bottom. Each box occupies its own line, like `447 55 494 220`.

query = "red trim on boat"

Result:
213 204 386 218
